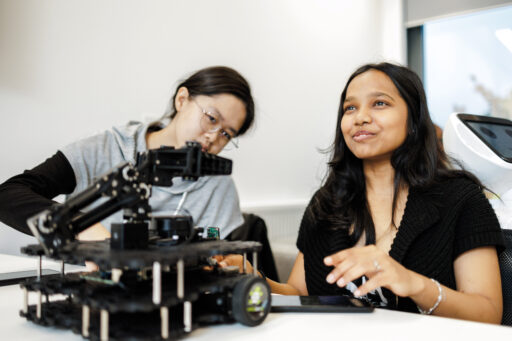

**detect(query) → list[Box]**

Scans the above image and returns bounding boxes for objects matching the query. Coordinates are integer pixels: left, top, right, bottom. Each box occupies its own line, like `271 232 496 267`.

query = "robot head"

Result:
443 113 512 197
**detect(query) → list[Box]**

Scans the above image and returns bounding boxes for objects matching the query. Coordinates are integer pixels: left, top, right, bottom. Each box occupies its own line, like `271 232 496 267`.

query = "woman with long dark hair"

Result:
221 63 504 323
0 66 255 241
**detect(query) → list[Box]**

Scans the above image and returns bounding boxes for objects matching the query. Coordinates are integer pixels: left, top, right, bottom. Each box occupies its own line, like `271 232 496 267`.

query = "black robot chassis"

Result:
20 238 271 340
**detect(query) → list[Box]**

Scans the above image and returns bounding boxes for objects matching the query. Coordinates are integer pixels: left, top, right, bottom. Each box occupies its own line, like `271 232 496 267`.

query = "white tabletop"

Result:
1 254 511 340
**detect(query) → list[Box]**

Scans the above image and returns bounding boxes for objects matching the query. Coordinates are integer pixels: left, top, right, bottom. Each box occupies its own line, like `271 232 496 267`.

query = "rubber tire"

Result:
231 276 271 327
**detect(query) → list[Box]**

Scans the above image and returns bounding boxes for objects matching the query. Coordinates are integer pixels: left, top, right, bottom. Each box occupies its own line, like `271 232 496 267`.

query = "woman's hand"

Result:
77 223 111 241
324 245 423 298
77 223 110 272
217 254 254 274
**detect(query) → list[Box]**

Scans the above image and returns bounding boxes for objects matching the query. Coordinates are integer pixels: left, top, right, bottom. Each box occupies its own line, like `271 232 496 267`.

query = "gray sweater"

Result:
61 120 243 239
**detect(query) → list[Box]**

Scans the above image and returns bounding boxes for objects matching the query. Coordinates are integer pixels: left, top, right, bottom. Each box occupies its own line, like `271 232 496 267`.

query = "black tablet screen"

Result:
465 120 512 161
271 295 373 313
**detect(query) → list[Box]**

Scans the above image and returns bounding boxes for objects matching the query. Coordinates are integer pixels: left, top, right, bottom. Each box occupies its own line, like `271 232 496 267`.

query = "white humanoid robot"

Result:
443 113 512 230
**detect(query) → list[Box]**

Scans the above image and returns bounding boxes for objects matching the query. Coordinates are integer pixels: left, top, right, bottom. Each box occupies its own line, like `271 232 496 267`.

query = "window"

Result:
423 5 512 128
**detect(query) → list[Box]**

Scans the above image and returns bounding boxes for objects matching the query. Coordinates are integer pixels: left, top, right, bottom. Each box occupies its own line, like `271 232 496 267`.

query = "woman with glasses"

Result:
0 66 254 242
220 63 504 324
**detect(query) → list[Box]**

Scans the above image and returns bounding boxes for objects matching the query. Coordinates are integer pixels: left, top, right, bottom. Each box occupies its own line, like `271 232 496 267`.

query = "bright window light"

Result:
423 5 512 126
495 28 512 54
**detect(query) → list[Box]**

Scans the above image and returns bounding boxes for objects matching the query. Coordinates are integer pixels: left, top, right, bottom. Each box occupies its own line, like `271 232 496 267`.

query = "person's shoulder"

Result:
418 173 485 209
429 173 482 194
111 120 145 138
63 121 143 149
300 189 324 227
305 188 328 215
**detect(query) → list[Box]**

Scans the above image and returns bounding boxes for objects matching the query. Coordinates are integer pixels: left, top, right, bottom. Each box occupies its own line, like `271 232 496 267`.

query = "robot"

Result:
18 141 271 340
443 113 512 229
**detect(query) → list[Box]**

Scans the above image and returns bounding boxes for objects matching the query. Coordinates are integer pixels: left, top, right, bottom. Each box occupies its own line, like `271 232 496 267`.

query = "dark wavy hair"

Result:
311 62 480 245
164 66 255 136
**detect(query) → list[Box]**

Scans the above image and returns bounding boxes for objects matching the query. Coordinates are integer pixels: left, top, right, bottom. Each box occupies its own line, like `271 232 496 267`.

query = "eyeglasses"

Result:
191 98 239 149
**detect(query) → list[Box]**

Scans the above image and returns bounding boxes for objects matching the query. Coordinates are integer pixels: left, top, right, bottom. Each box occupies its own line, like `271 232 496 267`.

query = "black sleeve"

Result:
454 180 505 258
0 151 76 235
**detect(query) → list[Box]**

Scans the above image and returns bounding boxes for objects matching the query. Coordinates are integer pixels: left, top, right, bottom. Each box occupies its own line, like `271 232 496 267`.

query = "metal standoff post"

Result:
252 251 258 276
22 287 28 314
82 305 90 337
184 301 192 332
153 262 161 305
160 306 169 339
100 309 109 341
243 253 247 273
177 259 184 299
111 268 122 283
36 291 42 319
37 255 42 281
61 260 65 276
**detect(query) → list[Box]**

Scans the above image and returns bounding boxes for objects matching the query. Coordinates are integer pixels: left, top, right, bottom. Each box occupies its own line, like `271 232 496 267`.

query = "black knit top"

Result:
297 176 505 312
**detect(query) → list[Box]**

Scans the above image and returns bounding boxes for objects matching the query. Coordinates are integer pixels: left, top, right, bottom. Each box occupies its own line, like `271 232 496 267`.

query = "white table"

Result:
1 254 511 341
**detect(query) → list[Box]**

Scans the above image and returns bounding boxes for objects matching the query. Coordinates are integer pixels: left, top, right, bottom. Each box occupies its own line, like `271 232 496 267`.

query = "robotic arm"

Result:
27 142 232 256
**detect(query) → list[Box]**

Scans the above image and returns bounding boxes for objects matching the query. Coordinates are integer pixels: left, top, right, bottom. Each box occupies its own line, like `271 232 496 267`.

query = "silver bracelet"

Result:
417 278 443 315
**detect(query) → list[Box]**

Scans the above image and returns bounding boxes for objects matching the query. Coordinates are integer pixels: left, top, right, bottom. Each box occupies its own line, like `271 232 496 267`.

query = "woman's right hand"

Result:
217 254 254 274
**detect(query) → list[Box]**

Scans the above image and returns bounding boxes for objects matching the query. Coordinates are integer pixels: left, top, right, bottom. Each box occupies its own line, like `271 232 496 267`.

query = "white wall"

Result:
0 0 405 254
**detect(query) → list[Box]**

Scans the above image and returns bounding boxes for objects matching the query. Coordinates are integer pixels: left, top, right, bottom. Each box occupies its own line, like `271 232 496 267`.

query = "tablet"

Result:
458 114 512 163
270 295 374 313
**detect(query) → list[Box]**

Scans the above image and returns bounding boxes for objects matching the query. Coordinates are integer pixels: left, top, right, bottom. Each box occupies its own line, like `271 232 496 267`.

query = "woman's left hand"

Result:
324 245 423 298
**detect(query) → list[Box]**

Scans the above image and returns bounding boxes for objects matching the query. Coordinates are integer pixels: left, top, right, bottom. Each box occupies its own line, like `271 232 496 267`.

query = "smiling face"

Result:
172 87 246 154
341 69 409 162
